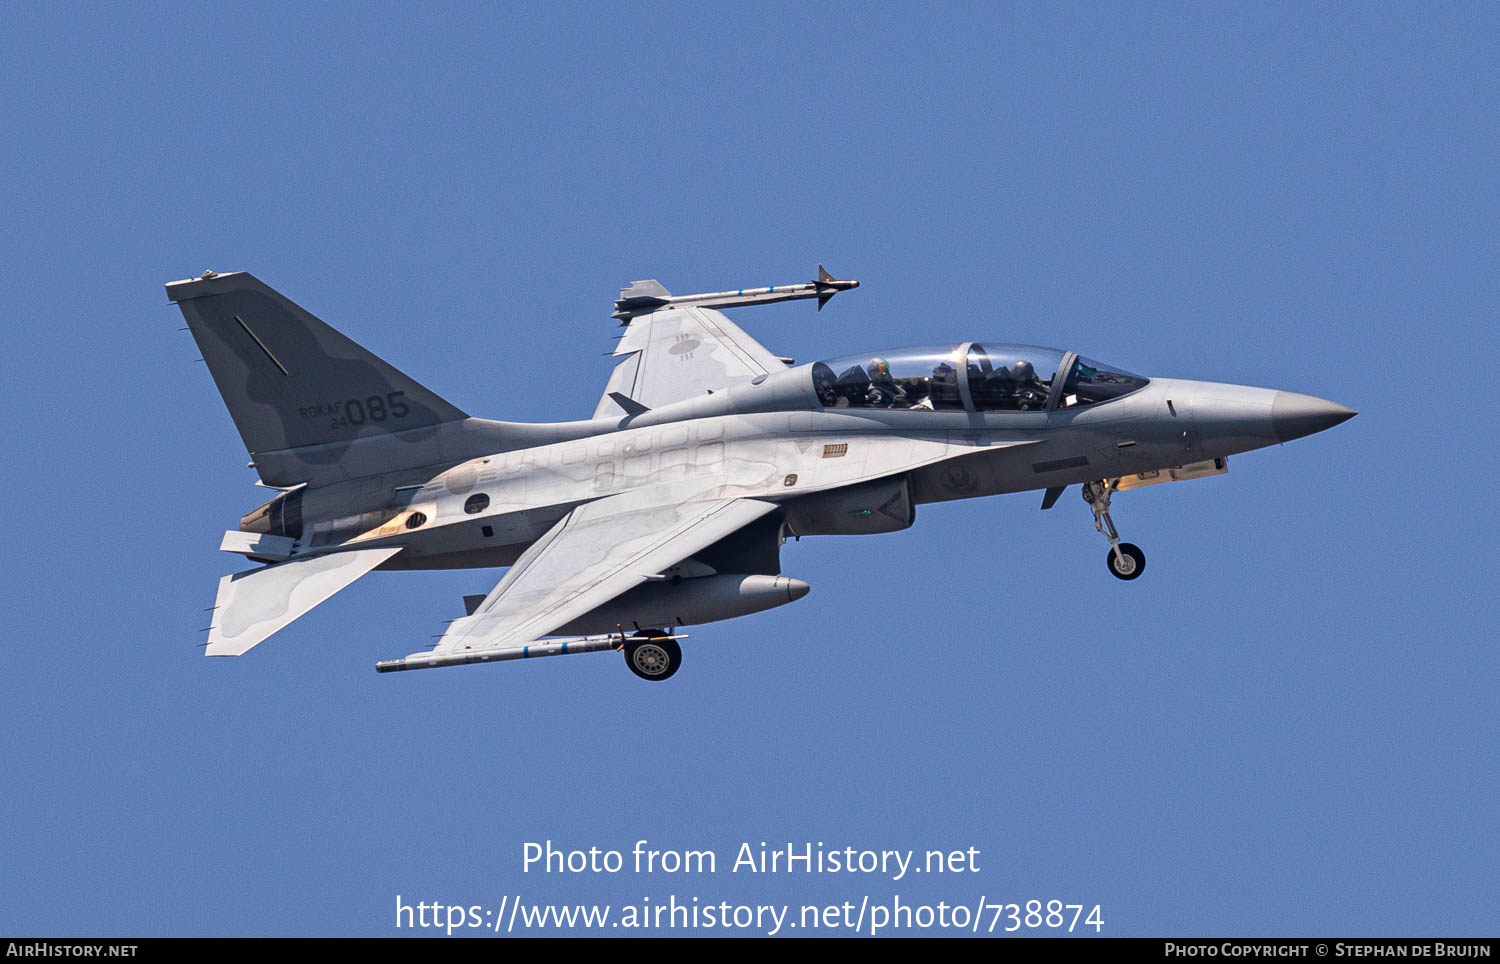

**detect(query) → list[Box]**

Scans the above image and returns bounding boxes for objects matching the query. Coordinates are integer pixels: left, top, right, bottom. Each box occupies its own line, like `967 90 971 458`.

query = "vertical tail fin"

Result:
168 271 468 486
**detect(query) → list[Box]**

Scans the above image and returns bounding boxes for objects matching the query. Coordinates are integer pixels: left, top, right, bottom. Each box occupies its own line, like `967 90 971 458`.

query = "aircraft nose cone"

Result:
786 578 811 602
1272 391 1357 443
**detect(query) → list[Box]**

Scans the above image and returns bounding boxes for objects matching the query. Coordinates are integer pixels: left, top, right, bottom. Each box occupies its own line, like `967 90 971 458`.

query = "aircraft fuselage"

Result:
243 373 1347 574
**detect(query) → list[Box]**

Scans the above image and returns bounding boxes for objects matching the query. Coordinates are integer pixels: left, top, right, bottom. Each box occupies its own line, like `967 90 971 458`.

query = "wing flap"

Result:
206 546 402 656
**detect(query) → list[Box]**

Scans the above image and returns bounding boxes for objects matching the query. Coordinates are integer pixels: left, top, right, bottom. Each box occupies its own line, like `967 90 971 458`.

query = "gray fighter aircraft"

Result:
170 266 1354 680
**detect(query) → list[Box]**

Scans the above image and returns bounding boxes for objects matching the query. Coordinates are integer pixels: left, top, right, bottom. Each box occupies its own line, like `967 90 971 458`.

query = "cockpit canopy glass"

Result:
965 344 1065 411
812 343 1147 413
1060 354 1151 408
813 345 968 411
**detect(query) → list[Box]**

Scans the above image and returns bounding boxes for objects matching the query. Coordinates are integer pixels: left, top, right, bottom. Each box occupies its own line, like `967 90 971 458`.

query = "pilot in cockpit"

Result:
930 361 960 409
866 357 902 407
1010 359 1048 410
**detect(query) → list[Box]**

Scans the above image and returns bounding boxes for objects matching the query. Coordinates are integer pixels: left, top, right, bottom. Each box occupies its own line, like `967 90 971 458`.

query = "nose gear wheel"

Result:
1083 480 1146 581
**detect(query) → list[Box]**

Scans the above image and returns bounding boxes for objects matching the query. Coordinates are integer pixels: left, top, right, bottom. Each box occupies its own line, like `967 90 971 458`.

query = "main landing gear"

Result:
622 630 682 681
1082 480 1146 581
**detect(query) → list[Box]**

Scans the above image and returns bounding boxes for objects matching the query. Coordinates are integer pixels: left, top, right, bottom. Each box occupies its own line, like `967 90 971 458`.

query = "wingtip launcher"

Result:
376 631 689 673
611 264 859 321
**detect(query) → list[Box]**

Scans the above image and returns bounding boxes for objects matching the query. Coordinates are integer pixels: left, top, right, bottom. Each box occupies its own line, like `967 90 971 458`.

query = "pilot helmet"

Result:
870 357 891 378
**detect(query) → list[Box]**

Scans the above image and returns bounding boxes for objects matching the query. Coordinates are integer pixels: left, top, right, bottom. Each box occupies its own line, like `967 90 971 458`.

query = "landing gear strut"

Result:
622 630 682 681
1082 480 1146 581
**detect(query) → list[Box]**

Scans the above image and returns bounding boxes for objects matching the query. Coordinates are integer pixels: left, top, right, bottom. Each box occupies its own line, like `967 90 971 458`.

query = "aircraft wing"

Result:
594 299 788 418
425 492 779 657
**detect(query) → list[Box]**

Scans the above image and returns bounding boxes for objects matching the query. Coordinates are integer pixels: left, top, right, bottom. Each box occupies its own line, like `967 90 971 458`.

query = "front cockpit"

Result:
811 343 1149 414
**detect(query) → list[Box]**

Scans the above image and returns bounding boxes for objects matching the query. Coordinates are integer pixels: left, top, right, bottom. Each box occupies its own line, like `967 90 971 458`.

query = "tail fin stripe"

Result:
234 315 290 376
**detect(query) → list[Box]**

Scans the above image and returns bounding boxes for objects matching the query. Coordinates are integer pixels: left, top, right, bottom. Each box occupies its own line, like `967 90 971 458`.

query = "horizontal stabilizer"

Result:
206 546 402 656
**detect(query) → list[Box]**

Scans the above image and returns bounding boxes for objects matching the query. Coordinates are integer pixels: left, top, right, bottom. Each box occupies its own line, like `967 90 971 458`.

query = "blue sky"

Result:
1 2 1494 936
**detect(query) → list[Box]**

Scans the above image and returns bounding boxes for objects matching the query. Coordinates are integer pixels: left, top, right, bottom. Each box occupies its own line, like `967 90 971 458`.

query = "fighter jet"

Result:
169 266 1354 680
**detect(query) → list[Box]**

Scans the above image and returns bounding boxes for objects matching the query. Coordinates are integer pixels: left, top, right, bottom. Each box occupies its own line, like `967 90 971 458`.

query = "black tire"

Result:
623 633 681 681
1107 543 1146 581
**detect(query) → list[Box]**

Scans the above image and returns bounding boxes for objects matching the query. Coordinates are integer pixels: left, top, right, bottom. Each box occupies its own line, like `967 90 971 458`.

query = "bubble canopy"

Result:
811 343 1149 413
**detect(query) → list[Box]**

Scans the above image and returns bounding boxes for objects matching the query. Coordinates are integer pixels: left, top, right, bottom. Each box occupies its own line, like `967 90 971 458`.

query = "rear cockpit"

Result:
812 343 1149 413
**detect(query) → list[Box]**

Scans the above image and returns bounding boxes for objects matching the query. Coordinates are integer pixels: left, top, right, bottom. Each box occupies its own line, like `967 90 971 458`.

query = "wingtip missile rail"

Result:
612 264 859 321
375 631 690 673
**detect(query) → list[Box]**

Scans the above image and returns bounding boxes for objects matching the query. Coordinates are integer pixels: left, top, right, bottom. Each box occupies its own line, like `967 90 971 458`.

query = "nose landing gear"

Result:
1082 480 1146 581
